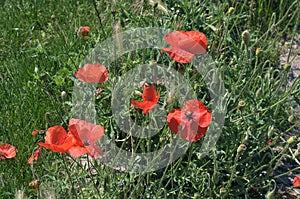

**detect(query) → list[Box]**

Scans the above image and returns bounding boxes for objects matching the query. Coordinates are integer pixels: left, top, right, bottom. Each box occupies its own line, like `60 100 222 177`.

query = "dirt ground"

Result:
277 29 300 198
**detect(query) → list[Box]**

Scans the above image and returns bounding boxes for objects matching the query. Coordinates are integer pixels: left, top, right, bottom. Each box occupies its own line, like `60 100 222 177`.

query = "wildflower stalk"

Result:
61 154 77 198
253 140 292 174
274 166 300 179
226 144 246 189
92 0 106 37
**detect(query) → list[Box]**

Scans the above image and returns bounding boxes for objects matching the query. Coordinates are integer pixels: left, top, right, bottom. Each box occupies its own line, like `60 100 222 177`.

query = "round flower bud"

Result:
287 136 296 144
61 91 67 101
242 30 250 46
238 100 246 107
237 144 247 153
227 7 234 15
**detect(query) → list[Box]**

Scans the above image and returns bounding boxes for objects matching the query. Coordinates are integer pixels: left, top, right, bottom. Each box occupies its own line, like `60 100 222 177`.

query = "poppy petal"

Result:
184 31 208 54
0 143 17 159
131 85 160 114
44 126 68 145
183 100 212 127
142 85 159 102
87 145 102 158
164 31 207 54
131 100 158 114
167 109 182 133
28 146 43 165
69 119 104 145
294 176 300 187
161 47 194 63
68 146 89 158
74 64 108 83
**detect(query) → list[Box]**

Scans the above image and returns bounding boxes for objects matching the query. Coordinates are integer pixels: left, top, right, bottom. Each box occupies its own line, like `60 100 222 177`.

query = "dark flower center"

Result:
83 139 90 146
185 111 194 121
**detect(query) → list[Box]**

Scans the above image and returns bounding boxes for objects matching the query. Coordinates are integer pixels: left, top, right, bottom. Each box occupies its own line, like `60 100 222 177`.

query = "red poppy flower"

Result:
38 126 77 153
294 176 300 187
29 179 39 190
28 146 43 165
167 100 212 142
68 119 104 158
0 143 17 159
130 85 160 114
74 63 108 83
77 26 90 37
162 30 208 63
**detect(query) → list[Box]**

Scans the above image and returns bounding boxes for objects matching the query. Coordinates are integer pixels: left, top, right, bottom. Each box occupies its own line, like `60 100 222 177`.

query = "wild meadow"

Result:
0 0 300 198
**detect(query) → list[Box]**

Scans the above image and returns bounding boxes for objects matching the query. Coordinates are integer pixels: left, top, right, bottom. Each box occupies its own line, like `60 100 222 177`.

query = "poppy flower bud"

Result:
61 91 67 101
241 30 250 46
34 66 39 73
287 136 296 144
255 87 262 98
288 115 296 123
294 149 300 157
219 187 227 197
227 7 234 15
237 144 246 154
255 47 260 56
267 126 274 138
135 90 143 96
284 63 291 71
193 192 200 199
238 100 246 107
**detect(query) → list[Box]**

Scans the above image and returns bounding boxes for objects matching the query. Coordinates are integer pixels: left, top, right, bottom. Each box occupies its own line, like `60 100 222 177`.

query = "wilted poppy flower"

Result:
74 63 108 83
294 176 300 187
28 146 43 165
68 119 104 158
77 26 90 37
32 129 39 136
162 30 208 63
0 143 17 159
167 100 212 142
130 84 160 114
29 179 39 190
38 126 77 153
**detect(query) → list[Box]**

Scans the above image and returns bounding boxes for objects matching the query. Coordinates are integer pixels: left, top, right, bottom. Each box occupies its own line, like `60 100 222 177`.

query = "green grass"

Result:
0 0 300 198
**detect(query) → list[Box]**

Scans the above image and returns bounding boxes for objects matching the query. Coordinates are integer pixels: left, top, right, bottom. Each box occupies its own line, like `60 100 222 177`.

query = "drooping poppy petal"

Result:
294 176 300 187
131 85 160 114
77 26 90 37
28 146 43 165
0 143 17 159
167 100 212 142
74 64 108 83
161 47 194 63
164 31 208 55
